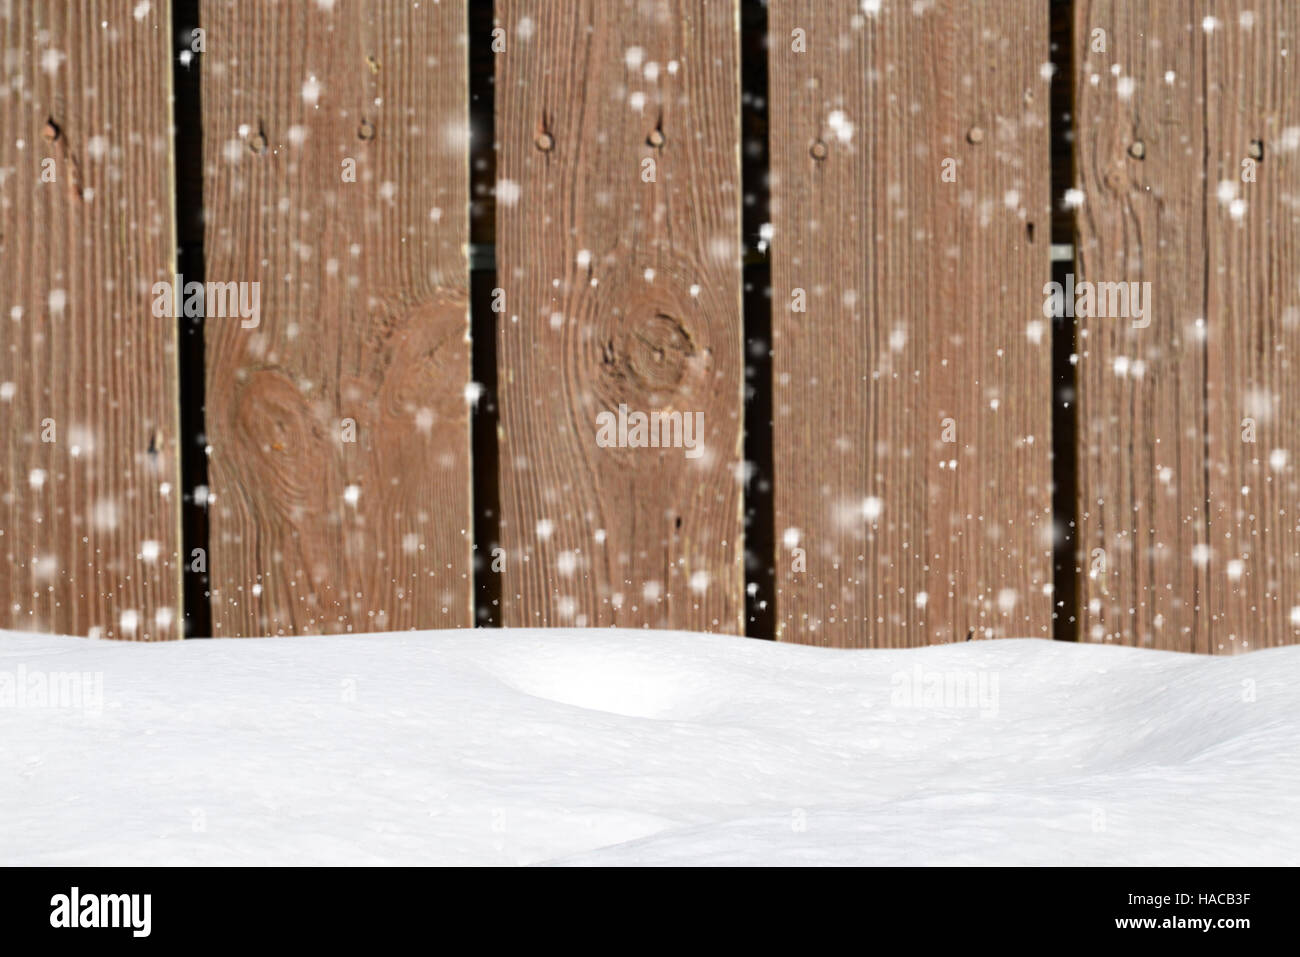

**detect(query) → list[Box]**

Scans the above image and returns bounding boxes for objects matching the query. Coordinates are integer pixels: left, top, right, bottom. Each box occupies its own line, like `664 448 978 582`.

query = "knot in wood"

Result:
586 253 713 414
623 312 697 394
1102 164 1130 193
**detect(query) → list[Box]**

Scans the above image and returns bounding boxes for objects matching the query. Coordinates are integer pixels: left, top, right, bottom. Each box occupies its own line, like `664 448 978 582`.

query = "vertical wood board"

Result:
494 0 746 631
1075 0 1300 651
769 0 1054 646
0 1 181 639
201 0 473 635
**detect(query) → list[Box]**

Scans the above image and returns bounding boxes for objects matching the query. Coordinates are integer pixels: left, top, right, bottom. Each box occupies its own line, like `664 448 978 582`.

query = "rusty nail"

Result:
358 119 375 141
810 139 828 160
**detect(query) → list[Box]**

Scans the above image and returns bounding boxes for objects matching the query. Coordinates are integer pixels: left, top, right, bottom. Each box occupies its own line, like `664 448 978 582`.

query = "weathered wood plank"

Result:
1203 2 1300 650
1074 1 1300 651
1073 0 1211 651
200 0 472 635
768 0 1054 646
0 1 181 639
493 1 746 630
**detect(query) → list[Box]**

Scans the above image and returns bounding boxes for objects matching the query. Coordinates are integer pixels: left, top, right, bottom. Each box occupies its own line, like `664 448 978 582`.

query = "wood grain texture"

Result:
1073 0 1210 651
201 0 472 635
494 0 745 631
1203 2 1300 650
0 2 181 639
1075 0 1300 651
768 0 1054 646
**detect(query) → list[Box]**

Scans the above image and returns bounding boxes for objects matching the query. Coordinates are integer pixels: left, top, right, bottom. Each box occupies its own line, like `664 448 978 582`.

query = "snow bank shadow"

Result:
475 644 717 720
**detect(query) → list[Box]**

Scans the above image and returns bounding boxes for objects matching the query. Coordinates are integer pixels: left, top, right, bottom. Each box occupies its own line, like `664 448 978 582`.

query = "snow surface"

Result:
2 629 1298 866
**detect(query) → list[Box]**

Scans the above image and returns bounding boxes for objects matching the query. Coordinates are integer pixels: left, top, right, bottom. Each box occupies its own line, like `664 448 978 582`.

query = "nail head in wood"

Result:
647 128 664 148
1128 140 1145 160
810 139 828 160
535 132 554 152
966 126 984 145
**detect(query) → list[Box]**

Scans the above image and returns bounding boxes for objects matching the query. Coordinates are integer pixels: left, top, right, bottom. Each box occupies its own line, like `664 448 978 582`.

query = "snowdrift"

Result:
2 630 1297 865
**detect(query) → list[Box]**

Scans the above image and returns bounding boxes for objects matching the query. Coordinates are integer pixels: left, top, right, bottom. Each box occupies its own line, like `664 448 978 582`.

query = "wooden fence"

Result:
1 1 1296 652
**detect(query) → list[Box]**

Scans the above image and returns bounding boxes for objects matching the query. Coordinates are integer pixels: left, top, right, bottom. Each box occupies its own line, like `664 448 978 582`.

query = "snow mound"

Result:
2 630 1297 866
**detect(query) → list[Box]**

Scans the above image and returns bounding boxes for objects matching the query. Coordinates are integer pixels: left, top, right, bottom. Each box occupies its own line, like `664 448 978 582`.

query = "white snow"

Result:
301 76 322 106
2 630 1298 866
39 50 64 76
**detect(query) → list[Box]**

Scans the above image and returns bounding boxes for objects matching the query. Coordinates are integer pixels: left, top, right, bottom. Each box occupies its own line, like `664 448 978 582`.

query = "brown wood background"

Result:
1075 0 1300 652
768 0 1053 646
493 0 746 631
0 0 1296 651
199 0 472 635
0 1 181 639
